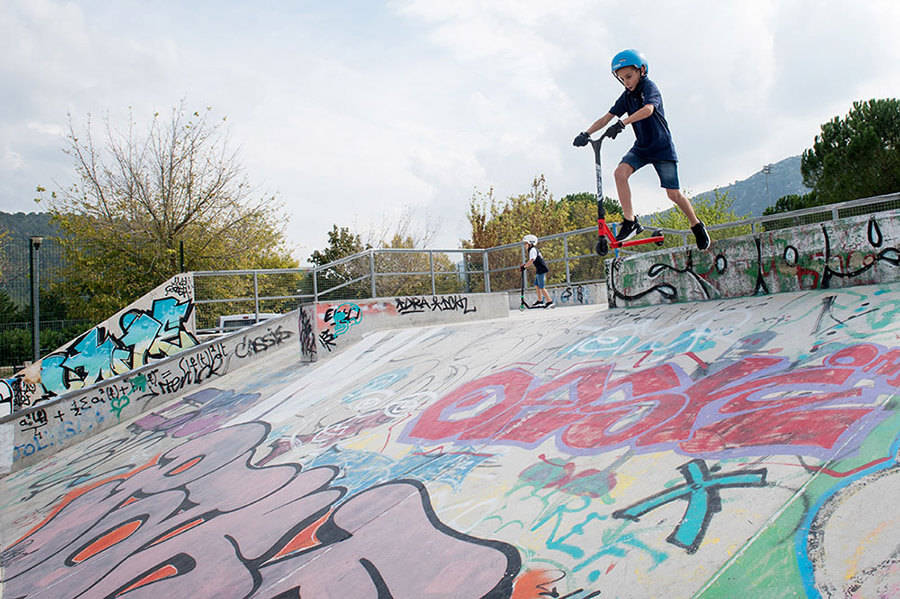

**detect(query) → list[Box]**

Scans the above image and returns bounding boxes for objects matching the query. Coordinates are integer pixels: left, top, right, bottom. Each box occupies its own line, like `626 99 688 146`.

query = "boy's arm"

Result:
622 104 655 125
584 112 616 135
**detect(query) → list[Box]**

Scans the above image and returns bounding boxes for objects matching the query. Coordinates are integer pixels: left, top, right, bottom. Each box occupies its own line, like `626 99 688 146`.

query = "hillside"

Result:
691 155 811 217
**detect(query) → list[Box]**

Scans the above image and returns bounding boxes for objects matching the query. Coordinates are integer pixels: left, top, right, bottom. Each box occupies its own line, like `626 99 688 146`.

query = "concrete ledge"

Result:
606 209 900 308
508 281 607 310
300 293 509 362
0 312 299 474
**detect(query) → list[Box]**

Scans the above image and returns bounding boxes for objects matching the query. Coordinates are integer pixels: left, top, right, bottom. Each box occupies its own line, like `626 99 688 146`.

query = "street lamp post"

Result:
29 236 43 362
762 164 773 207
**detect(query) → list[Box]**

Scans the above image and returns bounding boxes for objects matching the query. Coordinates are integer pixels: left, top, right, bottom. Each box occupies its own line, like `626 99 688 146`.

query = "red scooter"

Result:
585 130 665 256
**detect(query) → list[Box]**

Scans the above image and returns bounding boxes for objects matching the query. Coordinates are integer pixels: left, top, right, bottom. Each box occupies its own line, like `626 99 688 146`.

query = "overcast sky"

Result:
2 0 899 261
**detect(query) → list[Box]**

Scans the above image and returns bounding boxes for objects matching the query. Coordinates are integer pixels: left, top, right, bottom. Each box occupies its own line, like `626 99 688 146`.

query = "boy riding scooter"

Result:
520 235 554 309
574 49 710 251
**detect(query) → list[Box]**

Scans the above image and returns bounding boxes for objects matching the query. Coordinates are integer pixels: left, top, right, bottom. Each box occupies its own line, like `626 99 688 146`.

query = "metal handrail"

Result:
191 191 900 323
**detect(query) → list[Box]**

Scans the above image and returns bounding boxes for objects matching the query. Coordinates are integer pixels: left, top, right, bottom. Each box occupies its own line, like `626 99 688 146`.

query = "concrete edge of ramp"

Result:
606 208 900 307
0 311 300 475
300 292 509 362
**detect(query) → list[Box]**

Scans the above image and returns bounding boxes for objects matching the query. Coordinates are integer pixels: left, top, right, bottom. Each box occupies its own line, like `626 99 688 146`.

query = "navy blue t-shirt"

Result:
609 77 678 162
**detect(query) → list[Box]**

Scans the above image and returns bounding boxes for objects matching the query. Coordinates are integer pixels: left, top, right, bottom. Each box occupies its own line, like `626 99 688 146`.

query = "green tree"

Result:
463 175 570 249
763 191 819 216
371 232 458 297
559 192 622 231
801 98 900 205
309 225 371 300
40 102 296 321
309 225 369 266
0 228 8 280
648 190 751 245
0 289 20 323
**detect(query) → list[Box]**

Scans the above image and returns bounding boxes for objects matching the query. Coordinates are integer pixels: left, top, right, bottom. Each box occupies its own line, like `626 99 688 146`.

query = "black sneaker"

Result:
692 220 710 250
544 301 555 309
615 218 644 242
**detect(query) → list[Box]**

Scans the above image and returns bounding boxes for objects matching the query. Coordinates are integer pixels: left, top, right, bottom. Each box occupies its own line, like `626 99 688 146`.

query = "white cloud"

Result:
1 0 899 257
26 122 65 136
3 150 24 170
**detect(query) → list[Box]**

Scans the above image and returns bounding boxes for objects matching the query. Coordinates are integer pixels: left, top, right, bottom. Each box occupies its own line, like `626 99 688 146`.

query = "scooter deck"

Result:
609 232 665 249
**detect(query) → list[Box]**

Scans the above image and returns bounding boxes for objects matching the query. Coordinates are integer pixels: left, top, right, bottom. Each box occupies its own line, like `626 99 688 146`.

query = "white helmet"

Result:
523 234 538 245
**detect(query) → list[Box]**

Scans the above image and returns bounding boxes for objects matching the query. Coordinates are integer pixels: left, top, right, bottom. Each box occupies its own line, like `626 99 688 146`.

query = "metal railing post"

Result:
369 250 376 298
483 250 491 293
430 251 436 296
313 268 319 302
564 234 571 285
253 272 260 318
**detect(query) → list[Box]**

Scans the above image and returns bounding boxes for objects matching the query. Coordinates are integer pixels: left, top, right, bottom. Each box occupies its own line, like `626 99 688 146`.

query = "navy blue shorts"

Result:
621 151 680 190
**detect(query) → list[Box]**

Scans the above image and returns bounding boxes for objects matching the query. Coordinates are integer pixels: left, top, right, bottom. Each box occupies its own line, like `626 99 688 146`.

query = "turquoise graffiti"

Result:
328 303 362 336
40 296 198 398
613 459 768 554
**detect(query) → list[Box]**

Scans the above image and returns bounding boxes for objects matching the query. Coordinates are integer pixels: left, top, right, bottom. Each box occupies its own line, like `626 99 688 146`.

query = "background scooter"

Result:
586 130 665 256
519 270 547 310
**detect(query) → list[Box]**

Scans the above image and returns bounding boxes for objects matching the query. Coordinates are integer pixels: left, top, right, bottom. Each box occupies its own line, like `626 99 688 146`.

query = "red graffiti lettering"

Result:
404 344 898 459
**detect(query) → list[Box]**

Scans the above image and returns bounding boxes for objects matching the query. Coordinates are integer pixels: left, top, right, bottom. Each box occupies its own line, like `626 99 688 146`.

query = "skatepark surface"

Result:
2 283 900 598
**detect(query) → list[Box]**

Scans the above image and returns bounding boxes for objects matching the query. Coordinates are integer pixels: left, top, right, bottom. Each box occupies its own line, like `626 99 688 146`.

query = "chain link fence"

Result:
0 236 91 372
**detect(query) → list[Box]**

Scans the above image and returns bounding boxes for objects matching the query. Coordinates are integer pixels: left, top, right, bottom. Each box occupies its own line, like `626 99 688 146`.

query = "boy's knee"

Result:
614 164 633 182
665 188 685 202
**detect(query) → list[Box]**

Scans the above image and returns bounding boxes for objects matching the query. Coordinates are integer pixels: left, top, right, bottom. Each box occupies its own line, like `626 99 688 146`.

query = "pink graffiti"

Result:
2 422 519 598
404 343 900 459
129 388 264 439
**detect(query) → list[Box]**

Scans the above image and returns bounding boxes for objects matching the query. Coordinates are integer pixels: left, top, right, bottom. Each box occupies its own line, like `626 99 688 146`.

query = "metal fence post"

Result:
370 250 376 298
313 267 319 303
29 236 43 362
429 251 436 296
564 234 571 285
483 250 491 293
253 271 260 318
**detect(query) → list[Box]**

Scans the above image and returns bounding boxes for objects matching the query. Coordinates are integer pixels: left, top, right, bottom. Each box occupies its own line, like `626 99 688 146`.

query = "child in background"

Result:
573 48 710 250
521 234 554 308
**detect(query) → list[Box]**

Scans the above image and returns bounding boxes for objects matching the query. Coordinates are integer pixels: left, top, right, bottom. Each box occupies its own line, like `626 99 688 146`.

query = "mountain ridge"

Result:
691 154 811 217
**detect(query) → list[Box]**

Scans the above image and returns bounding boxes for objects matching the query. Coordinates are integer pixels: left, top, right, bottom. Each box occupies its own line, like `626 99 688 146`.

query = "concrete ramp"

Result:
2 283 900 598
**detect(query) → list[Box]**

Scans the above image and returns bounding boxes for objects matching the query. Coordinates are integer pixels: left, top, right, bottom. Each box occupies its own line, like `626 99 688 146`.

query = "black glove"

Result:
573 131 590 147
520 265 526 271
607 119 625 139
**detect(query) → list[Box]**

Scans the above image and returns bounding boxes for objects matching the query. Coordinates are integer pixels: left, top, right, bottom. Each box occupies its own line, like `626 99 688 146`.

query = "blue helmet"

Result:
611 49 648 76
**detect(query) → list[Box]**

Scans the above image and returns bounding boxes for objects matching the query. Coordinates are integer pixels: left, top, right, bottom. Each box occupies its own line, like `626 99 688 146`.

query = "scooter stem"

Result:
589 130 613 221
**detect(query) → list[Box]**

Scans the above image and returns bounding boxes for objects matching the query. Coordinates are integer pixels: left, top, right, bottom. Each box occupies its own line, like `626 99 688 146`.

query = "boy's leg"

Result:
533 273 544 304
614 162 636 221
614 152 648 242
656 161 710 250
667 188 710 249
665 190 710 251
536 284 553 307
664 188 700 225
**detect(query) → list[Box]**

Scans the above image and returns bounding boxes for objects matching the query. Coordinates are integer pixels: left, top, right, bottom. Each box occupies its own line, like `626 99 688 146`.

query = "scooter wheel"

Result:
653 230 664 246
596 238 609 256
